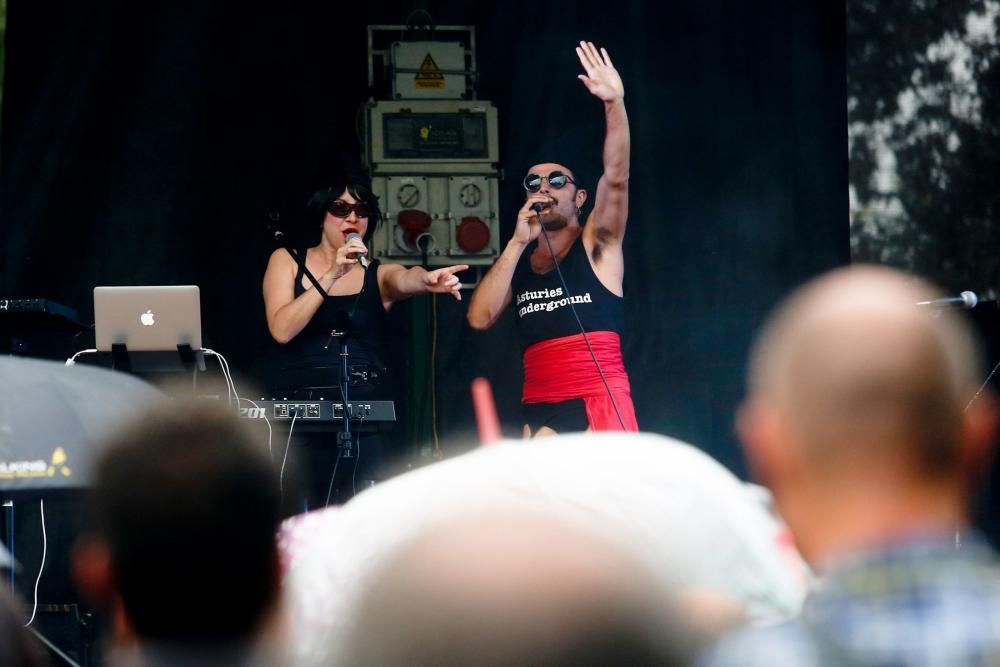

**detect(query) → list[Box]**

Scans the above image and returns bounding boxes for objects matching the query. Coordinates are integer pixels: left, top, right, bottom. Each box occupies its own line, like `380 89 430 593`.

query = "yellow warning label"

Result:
414 53 446 89
46 446 72 477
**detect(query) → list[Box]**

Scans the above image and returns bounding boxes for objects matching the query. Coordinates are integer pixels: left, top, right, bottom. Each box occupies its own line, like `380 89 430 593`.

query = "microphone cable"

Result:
965 359 1000 413
537 222 627 431
324 446 345 507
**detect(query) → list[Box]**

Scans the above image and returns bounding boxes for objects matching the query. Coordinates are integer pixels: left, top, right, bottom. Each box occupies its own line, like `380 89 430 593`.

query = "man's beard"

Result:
541 210 569 231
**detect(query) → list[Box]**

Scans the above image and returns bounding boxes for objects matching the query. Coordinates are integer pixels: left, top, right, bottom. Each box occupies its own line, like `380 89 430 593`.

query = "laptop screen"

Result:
93 286 202 352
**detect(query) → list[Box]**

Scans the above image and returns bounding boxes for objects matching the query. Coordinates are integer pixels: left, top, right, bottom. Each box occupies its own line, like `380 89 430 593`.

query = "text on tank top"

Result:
511 236 624 349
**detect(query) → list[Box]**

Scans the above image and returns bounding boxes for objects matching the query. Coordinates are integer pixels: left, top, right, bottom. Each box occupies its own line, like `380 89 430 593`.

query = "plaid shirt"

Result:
701 531 1000 666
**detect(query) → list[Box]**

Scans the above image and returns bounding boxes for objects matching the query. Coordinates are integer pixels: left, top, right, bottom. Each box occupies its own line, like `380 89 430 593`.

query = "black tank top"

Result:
276 251 390 396
511 235 624 349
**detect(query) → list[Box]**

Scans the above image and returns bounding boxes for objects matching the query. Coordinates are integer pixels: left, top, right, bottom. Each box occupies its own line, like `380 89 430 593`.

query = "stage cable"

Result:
202 351 277 461
325 448 345 507
239 397 274 459
351 414 366 497
23 499 45 627
431 294 441 458
64 349 97 366
279 413 298 502
202 349 240 408
26 627 82 667
5 500 12 591
538 226 627 431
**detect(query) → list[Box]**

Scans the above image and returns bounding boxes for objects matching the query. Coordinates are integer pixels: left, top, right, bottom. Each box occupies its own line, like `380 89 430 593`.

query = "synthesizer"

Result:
0 298 77 319
237 400 396 423
0 298 84 332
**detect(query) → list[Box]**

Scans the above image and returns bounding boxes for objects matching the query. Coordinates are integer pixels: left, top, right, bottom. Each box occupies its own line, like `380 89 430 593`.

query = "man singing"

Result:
467 41 637 437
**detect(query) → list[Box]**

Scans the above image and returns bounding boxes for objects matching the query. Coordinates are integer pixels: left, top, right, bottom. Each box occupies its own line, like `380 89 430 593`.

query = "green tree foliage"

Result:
849 0 1000 295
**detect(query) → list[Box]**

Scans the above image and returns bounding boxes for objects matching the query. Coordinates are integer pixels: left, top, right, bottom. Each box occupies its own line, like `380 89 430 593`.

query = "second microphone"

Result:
345 232 370 269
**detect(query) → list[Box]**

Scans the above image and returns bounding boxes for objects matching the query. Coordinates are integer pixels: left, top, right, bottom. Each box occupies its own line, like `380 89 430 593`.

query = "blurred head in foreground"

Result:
738 265 998 563
336 509 701 667
73 399 283 650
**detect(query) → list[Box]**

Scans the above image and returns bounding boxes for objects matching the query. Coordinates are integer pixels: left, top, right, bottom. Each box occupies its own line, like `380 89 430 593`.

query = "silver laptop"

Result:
94 286 202 352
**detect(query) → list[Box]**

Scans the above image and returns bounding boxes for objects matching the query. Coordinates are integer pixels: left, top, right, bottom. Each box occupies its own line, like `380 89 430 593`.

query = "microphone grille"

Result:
961 290 978 308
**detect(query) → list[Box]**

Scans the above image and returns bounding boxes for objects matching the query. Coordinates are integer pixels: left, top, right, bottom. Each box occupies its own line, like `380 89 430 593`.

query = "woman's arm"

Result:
377 263 469 308
262 247 354 344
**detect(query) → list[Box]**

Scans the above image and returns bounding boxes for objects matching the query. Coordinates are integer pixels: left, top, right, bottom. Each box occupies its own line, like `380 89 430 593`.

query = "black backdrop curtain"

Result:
1 0 848 477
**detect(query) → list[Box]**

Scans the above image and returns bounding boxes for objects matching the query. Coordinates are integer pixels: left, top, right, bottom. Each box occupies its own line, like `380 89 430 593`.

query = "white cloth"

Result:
279 432 809 667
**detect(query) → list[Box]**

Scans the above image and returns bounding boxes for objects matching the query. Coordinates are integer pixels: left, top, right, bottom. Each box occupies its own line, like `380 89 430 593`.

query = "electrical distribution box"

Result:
390 41 467 99
363 101 502 266
365 26 501 266
367 173 499 267
367 100 499 167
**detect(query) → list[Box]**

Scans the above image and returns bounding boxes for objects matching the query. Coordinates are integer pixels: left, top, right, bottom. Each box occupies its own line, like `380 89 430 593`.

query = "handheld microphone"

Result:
531 202 547 214
345 232 370 269
916 290 978 309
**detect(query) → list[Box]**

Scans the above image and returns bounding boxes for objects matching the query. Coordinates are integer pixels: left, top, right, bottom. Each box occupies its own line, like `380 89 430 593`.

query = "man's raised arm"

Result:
578 41 630 244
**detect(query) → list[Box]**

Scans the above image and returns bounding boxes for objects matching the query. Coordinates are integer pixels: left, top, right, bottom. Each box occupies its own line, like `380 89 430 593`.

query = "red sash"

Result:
522 332 639 432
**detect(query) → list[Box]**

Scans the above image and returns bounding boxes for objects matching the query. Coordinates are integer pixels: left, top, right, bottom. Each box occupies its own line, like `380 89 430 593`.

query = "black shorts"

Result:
522 399 589 435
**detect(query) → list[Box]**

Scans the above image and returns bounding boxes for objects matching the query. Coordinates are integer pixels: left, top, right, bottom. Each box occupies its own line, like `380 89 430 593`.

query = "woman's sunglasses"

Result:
328 200 371 219
523 171 577 193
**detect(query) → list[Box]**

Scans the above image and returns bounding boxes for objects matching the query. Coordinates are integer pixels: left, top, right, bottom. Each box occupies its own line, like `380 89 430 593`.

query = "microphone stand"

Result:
329 328 354 460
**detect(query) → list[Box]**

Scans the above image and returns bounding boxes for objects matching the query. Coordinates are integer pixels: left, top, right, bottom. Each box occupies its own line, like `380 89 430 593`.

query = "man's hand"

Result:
575 41 624 104
511 194 551 246
423 264 470 300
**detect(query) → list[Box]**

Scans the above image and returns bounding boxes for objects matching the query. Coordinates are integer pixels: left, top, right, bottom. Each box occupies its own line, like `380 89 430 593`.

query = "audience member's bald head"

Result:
740 265 997 561
747 266 982 472
336 510 699 667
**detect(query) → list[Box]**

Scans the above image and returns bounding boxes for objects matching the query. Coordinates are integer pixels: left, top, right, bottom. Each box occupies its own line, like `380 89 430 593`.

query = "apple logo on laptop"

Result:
140 309 155 326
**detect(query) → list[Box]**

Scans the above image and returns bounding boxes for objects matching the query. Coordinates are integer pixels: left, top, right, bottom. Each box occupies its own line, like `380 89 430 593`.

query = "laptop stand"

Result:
110 343 206 374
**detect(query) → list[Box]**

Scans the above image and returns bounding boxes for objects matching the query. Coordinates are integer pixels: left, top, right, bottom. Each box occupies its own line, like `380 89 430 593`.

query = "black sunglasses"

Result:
328 200 371 219
523 171 577 192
